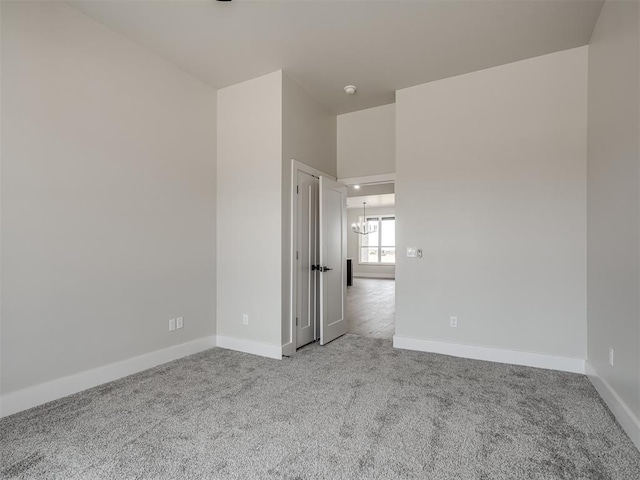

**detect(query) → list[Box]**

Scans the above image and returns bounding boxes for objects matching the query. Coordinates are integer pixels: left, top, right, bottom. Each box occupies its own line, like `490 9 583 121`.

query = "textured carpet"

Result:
1 335 639 479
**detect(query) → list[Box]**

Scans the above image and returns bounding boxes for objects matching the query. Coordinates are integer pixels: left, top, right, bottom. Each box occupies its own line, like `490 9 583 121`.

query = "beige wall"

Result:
282 73 337 346
347 206 395 279
217 71 283 347
337 104 395 179
1 2 217 394
587 0 640 419
396 47 588 358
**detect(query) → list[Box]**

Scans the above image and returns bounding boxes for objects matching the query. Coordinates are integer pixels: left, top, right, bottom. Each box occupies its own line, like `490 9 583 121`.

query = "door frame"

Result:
337 172 396 186
284 159 336 357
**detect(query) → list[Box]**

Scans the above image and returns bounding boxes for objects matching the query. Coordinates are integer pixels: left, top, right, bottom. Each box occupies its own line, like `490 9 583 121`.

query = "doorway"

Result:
346 278 395 338
289 160 348 353
345 181 396 339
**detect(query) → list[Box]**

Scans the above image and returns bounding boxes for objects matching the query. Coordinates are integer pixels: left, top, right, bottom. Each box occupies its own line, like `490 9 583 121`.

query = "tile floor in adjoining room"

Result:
346 277 395 339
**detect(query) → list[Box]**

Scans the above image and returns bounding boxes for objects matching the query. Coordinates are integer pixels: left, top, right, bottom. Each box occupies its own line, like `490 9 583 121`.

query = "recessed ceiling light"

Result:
354 185 360 189
344 85 357 95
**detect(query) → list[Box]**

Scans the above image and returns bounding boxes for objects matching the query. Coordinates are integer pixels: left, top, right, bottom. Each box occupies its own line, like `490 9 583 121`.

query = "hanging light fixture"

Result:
352 202 377 235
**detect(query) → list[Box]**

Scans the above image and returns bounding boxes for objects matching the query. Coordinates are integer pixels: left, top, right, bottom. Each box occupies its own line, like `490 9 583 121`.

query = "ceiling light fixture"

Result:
354 185 360 189
352 202 377 236
344 85 357 95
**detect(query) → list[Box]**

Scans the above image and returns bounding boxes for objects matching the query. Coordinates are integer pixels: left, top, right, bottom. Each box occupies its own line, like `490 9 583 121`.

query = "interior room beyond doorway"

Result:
346 182 395 339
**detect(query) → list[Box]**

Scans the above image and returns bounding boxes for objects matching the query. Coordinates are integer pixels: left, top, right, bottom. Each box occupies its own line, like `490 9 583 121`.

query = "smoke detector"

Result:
344 85 357 95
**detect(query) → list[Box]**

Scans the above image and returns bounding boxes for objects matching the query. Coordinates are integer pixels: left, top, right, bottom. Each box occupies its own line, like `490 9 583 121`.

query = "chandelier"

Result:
351 202 377 235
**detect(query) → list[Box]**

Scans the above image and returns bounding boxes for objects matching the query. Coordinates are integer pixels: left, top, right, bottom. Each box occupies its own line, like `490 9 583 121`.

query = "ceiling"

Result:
68 0 604 115
347 183 394 198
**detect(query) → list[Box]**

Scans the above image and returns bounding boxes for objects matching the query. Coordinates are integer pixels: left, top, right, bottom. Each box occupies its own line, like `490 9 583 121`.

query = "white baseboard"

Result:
0 336 217 419
216 335 282 360
392 335 585 374
353 273 395 279
586 361 640 450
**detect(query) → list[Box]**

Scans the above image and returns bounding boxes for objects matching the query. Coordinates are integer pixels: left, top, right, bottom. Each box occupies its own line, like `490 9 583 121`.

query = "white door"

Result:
319 176 347 345
296 171 319 348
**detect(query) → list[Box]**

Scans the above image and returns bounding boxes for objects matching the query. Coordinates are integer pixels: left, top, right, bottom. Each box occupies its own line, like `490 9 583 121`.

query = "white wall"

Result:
395 47 588 359
281 73 337 347
337 104 395 179
283 74 337 181
1 2 217 396
217 71 283 349
217 71 336 353
347 206 395 279
587 0 640 422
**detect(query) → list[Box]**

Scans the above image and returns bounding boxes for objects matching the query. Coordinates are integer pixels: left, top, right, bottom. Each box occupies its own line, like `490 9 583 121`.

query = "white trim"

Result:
586 361 640 450
353 273 395 279
0 336 217 418
338 173 395 186
392 335 585 374
292 159 334 182
216 335 282 360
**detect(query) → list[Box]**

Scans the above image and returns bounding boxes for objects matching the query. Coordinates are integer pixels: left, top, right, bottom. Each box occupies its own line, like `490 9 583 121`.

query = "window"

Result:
359 216 395 264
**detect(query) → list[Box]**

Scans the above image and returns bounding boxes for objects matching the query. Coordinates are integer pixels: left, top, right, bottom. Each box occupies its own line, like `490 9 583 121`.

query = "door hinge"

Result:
297 185 299 194
295 317 299 326
296 251 298 260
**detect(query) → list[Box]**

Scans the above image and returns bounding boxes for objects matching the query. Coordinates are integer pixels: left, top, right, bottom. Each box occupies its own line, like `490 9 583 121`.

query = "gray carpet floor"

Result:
1 335 640 479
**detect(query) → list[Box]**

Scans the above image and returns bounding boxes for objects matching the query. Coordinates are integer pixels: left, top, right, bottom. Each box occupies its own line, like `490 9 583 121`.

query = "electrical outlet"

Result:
609 348 614 366
169 318 176 332
450 316 458 328
176 317 183 329
242 314 249 325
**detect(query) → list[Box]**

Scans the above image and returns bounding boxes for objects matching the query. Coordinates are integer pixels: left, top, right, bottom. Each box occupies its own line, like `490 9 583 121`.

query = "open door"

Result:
319 176 347 345
296 171 319 349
